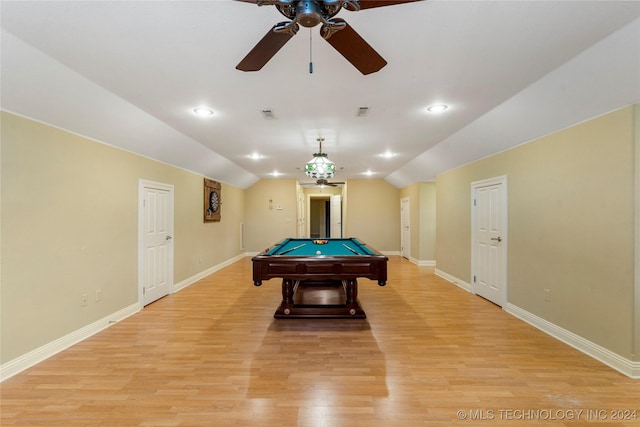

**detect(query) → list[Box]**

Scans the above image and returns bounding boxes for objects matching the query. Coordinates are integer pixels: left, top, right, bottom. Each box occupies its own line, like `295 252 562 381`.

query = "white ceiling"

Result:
2 1 639 189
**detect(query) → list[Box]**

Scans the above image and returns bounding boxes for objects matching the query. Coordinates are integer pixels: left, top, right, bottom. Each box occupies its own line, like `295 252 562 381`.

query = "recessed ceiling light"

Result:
364 170 375 176
380 151 395 158
193 107 214 117
270 171 281 177
426 104 448 113
248 153 263 160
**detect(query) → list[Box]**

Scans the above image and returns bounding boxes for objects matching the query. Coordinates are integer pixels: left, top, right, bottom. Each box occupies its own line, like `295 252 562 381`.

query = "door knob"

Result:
491 236 502 242
166 235 173 240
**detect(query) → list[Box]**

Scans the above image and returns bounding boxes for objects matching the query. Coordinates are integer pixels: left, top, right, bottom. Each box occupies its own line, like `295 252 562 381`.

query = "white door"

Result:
472 176 507 306
139 180 174 307
330 194 342 238
400 197 410 259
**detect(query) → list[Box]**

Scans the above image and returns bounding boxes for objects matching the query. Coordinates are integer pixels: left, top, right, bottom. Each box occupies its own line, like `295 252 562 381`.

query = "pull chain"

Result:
309 28 313 74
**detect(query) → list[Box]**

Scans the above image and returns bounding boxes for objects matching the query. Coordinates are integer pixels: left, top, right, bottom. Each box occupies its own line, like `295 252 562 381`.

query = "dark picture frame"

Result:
204 178 221 222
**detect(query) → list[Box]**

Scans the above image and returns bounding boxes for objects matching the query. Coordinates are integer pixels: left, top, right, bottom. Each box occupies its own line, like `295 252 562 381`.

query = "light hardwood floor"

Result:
2 256 639 426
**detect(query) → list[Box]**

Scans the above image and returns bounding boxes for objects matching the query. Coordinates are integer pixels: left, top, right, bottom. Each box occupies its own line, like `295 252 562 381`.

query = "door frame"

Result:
138 179 175 309
470 175 507 306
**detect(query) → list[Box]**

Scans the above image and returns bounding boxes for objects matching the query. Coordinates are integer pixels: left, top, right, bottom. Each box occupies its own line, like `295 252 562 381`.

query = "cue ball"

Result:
316 250 321 255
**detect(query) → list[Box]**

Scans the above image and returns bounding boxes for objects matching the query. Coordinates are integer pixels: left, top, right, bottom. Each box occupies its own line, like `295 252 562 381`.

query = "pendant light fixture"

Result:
304 137 336 180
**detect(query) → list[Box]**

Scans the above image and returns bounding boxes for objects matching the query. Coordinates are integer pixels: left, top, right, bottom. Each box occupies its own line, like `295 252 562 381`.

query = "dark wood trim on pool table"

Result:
252 254 388 287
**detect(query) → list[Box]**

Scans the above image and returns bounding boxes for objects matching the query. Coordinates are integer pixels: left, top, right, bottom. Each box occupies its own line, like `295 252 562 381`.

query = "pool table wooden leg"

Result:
345 279 357 305
281 279 295 305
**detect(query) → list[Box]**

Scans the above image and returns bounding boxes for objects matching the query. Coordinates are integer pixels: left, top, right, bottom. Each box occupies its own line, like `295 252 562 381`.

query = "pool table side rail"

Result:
259 237 382 256
261 238 382 257
251 254 388 286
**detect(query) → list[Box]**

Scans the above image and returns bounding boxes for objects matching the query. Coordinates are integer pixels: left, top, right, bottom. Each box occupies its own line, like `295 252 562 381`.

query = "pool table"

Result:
252 238 388 318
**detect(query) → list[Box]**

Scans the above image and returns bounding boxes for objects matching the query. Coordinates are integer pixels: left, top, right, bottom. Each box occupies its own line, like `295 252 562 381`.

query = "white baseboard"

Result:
434 269 638 378
1 254 249 383
0 303 139 382
173 253 246 292
408 257 436 267
505 303 639 379
434 268 472 292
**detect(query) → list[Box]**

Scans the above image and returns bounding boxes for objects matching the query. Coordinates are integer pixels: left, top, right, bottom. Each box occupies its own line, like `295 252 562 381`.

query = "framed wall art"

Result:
204 178 221 222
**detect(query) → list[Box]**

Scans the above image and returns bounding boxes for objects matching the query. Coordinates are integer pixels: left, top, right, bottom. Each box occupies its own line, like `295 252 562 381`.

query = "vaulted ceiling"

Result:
2 1 639 189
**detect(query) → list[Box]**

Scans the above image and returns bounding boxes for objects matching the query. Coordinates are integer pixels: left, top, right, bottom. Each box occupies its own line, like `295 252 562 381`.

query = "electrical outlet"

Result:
544 289 551 302
81 293 88 307
95 290 102 302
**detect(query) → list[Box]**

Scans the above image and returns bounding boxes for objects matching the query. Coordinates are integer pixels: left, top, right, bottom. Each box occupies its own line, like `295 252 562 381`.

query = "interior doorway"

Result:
309 197 330 238
307 193 342 238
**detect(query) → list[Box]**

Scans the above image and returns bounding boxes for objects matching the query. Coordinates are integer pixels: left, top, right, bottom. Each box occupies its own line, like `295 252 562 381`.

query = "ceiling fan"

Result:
301 178 346 187
235 0 421 75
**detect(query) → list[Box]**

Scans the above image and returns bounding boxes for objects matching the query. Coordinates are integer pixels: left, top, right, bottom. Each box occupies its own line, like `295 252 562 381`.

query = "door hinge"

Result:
143 287 146 295
473 199 477 206
473 275 476 283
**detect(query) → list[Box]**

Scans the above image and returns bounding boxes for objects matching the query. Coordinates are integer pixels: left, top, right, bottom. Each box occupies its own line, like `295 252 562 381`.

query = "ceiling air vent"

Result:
261 109 275 119
356 107 369 117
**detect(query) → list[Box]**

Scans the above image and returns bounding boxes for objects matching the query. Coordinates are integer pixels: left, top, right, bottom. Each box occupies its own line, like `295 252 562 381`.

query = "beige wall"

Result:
1 112 245 363
344 179 400 252
436 106 637 359
244 179 298 252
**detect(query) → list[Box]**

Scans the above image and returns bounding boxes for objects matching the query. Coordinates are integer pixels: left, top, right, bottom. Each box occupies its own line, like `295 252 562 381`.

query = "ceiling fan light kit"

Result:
236 0 421 74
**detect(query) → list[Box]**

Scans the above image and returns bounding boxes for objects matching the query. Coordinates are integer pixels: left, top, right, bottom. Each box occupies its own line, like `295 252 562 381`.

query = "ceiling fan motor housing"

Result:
296 1 323 27
290 0 343 27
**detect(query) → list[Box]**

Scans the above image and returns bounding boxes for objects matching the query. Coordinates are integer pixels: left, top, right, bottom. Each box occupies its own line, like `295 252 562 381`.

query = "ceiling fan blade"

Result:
321 19 386 75
357 0 422 10
236 25 294 72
